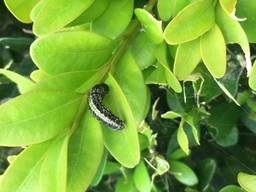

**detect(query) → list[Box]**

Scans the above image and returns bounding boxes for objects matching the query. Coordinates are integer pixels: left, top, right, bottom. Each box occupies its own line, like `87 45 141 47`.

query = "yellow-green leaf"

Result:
30 70 51 82
249 60 256 91
92 0 133 39
30 31 115 75
102 74 140 168
200 24 226 78
130 32 157 69
135 8 163 44
68 0 109 26
0 141 53 192
157 0 190 21
4 0 40 23
174 38 201 80
0 91 82 146
164 0 215 45
216 3 251 75
177 120 189 155
155 44 182 92
133 161 151 192
31 70 100 93
67 112 104 192
238 172 256 192
219 0 238 19
161 111 182 119
40 136 69 192
114 51 149 127
33 0 95 35
144 64 167 85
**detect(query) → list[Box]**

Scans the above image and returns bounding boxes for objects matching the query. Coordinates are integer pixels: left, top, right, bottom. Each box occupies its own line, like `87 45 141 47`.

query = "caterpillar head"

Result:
92 83 109 97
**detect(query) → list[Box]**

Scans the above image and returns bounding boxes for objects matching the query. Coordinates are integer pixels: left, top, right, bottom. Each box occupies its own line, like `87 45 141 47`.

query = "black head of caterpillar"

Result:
88 83 125 130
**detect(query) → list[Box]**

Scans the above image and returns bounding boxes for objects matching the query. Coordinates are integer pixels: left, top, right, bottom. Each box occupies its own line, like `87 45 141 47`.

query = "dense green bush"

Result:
0 0 256 191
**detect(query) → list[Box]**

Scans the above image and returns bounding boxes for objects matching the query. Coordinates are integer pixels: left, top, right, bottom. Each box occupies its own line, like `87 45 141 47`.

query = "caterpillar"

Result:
88 83 125 130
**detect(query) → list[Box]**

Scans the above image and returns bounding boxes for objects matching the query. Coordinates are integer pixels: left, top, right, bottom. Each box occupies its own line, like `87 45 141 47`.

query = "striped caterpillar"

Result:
88 83 125 130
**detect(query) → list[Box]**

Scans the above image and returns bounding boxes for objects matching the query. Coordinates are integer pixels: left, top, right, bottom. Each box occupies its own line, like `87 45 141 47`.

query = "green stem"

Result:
145 0 158 11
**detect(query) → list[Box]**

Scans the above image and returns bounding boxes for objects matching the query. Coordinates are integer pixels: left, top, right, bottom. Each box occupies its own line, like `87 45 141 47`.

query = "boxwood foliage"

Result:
0 0 256 191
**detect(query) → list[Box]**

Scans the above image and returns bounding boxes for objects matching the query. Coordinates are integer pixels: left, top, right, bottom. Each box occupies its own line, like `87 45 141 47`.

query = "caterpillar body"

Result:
88 83 125 130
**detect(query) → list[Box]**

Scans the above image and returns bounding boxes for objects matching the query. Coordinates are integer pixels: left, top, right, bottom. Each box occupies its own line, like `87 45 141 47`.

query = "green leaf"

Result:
76 70 106 93
30 70 51 82
216 3 251 75
91 150 108 186
67 111 104 192
174 38 201 80
68 0 110 26
161 111 182 119
30 0 42 22
40 136 69 192
166 89 187 113
114 51 149 127
103 162 120 175
30 31 116 75
3 0 40 23
145 64 182 93
102 74 140 168
135 8 163 44
208 102 240 147
31 70 99 93
144 65 167 86
249 60 256 91
133 161 151 192
139 134 150 151
61 23 91 33
0 69 34 94
200 24 226 78
185 188 200 192
155 44 182 92
170 161 198 186
177 120 190 155
0 140 53 192
0 90 82 146
192 66 220 102
219 0 238 18
164 0 215 45
214 78 240 106
197 159 216 191
157 0 172 21
238 172 256 192
157 0 190 21
220 185 245 192
183 113 200 145
33 0 95 35
0 37 33 52
237 0 256 43
115 175 136 192
130 32 156 69
92 0 133 39
169 149 189 160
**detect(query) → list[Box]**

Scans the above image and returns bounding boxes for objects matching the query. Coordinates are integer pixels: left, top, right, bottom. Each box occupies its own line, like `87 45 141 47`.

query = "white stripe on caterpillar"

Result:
88 83 125 130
